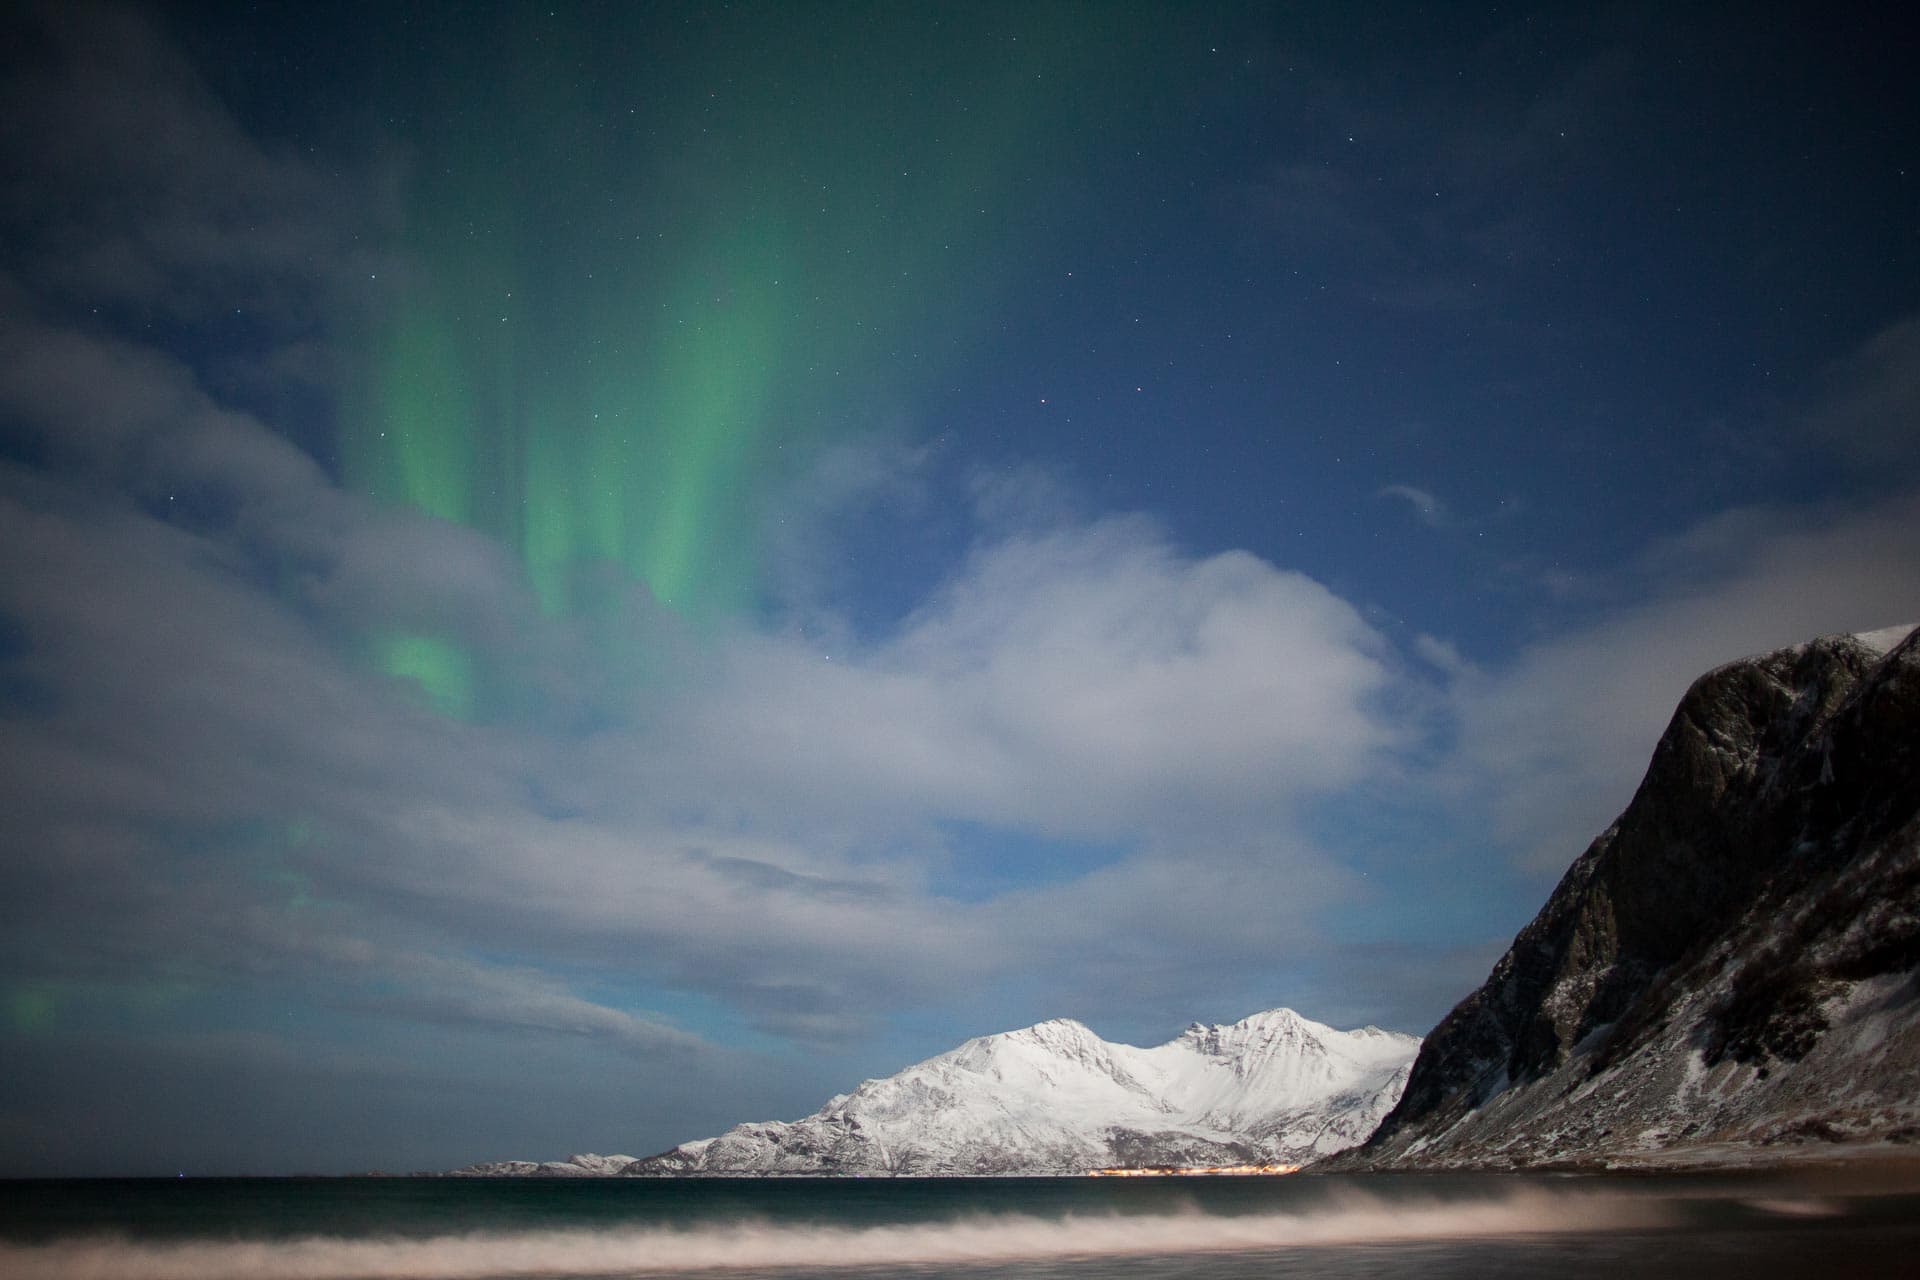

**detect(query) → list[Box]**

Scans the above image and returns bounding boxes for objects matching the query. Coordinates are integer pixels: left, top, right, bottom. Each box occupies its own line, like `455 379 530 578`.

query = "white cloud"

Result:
0 329 1412 1055
665 514 1401 842
1444 489 1920 873
1378 483 1449 528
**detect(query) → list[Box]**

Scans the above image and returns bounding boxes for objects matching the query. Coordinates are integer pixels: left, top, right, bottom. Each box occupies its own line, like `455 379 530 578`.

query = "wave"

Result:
0 1187 1678 1279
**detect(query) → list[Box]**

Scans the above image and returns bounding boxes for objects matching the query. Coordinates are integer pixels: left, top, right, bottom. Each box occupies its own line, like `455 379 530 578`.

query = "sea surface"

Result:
3 1168 1918 1279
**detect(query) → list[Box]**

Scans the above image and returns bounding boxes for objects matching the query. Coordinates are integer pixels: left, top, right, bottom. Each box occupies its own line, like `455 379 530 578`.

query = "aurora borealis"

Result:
2 0 1918 1174
338 5 1166 713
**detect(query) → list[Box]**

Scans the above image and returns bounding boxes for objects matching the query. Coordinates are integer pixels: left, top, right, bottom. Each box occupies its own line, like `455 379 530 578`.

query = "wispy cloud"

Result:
1439 489 1920 874
1376 483 1450 529
1807 312 1920 471
0 0 381 323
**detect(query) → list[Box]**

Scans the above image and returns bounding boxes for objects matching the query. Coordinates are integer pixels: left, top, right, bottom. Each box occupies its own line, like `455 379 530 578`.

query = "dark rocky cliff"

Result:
1334 625 1920 1168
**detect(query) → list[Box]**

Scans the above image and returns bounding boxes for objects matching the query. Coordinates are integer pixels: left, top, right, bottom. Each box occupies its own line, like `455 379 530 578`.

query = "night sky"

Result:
2 0 1916 1176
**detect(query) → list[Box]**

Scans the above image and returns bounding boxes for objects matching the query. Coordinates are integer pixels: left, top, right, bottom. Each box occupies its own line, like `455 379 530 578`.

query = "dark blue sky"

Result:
1 0 1915 1175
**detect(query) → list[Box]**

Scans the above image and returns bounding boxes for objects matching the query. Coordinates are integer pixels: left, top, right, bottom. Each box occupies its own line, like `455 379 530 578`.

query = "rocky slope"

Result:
454 1009 1418 1176
1329 625 1920 1170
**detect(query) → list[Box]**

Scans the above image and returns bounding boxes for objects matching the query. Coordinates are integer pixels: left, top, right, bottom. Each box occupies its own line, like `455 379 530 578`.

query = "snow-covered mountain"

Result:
446 1152 640 1178
1328 625 1920 1171
634 1010 1416 1175
453 1009 1418 1176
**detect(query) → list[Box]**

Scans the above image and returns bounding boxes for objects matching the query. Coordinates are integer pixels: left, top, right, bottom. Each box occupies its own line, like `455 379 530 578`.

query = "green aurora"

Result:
339 5 1172 715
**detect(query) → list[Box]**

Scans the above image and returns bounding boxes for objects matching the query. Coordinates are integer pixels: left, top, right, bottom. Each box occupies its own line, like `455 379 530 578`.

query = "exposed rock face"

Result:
1334 625 1920 1169
451 1009 1417 1177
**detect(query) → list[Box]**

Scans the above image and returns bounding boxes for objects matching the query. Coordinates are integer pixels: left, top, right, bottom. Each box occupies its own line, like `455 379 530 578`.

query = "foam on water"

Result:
0 1185 1679 1279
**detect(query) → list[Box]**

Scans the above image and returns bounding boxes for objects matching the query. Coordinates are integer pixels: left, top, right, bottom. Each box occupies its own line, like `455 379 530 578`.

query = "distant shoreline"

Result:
21 1145 1913 1182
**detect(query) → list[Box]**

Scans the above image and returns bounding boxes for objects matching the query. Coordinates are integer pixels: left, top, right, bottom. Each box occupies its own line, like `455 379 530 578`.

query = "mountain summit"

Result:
1332 625 1920 1170
631 1008 1416 1175
456 1009 1416 1176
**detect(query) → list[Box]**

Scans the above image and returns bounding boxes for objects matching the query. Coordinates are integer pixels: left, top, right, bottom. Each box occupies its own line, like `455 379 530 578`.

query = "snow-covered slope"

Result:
630 1009 1415 1175
446 1152 640 1178
1327 625 1920 1171
454 1009 1417 1176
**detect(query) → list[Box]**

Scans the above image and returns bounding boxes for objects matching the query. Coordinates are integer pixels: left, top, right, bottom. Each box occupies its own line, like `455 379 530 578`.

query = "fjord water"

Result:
3 1171 1916 1279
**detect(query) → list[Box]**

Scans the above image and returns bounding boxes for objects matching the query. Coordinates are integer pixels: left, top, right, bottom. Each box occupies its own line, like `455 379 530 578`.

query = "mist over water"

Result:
0 1192 1666 1278
2 1173 1915 1280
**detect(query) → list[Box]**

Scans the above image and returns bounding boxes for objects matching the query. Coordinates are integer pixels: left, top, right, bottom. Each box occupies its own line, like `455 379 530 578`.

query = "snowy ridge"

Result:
453 1009 1417 1176
446 1152 640 1178
629 1008 1417 1175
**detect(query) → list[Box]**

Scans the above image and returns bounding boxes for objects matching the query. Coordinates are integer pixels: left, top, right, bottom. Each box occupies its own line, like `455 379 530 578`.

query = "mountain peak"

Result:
1011 1016 1097 1041
1178 1007 1329 1054
957 1016 1107 1066
555 1007 1420 1177
1226 1007 1309 1033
